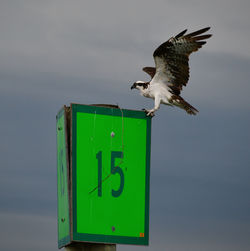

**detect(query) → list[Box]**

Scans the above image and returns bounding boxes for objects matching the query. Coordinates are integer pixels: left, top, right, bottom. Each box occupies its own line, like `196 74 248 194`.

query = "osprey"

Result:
131 27 212 116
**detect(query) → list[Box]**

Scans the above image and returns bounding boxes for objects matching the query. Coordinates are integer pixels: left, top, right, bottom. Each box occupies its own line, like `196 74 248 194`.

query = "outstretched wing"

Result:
152 27 212 95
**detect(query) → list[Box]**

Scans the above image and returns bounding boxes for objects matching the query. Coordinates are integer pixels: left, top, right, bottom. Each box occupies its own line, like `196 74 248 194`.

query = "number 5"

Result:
111 151 124 197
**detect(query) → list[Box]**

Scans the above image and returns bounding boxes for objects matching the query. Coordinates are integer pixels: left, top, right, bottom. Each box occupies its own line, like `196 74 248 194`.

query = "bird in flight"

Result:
131 27 212 116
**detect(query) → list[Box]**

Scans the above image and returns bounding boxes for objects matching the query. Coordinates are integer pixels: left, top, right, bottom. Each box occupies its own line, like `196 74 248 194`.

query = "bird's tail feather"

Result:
171 95 199 115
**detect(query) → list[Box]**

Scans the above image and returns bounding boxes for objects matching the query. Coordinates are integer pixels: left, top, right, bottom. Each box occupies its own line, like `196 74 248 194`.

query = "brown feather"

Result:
175 29 187 38
170 95 199 115
186 27 211 37
192 34 212 41
142 67 156 79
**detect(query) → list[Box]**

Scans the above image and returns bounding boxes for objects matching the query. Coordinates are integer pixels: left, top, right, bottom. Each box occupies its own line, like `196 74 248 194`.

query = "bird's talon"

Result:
147 111 155 117
142 109 155 117
148 112 155 117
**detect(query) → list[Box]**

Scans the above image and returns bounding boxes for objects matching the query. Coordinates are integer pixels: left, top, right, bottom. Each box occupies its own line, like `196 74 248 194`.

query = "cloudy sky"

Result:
0 0 250 250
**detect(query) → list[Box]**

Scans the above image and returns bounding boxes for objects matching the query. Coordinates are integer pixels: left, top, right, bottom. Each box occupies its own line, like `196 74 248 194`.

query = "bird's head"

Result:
130 81 149 91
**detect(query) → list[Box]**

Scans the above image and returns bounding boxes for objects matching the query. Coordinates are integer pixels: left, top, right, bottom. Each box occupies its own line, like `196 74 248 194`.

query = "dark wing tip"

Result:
186 27 211 37
201 27 211 32
175 29 187 39
197 41 207 46
196 27 211 34
193 34 212 41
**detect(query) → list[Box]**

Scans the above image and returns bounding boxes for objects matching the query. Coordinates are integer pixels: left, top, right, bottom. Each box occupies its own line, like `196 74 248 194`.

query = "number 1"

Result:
96 151 102 197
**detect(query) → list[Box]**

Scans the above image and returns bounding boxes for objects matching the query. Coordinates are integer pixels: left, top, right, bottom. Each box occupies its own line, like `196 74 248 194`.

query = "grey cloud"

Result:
0 212 57 251
1 0 250 81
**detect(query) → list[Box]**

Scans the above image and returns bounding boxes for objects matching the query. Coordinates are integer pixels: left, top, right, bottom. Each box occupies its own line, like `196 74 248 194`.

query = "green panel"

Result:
56 108 71 248
71 104 151 245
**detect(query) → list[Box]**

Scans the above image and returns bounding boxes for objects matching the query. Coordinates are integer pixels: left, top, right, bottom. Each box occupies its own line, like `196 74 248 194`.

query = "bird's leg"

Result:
143 95 161 117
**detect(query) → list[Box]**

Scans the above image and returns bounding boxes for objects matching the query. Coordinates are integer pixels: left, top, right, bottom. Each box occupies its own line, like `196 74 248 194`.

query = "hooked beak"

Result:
130 83 136 90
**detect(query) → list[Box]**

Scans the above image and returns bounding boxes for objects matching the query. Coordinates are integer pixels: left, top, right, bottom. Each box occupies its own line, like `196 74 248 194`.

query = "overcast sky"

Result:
0 0 250 251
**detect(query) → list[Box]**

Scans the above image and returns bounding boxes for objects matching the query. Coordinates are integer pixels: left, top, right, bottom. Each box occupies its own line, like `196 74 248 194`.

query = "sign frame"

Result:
57 104 151 248
56 106 71 248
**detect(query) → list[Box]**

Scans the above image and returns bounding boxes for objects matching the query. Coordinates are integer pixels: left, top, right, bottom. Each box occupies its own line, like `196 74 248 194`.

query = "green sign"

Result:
57 104 151 247
56 107 70 248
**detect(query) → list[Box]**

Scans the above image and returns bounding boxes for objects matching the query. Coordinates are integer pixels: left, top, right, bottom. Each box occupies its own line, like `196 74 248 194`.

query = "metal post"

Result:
65 243 116 251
